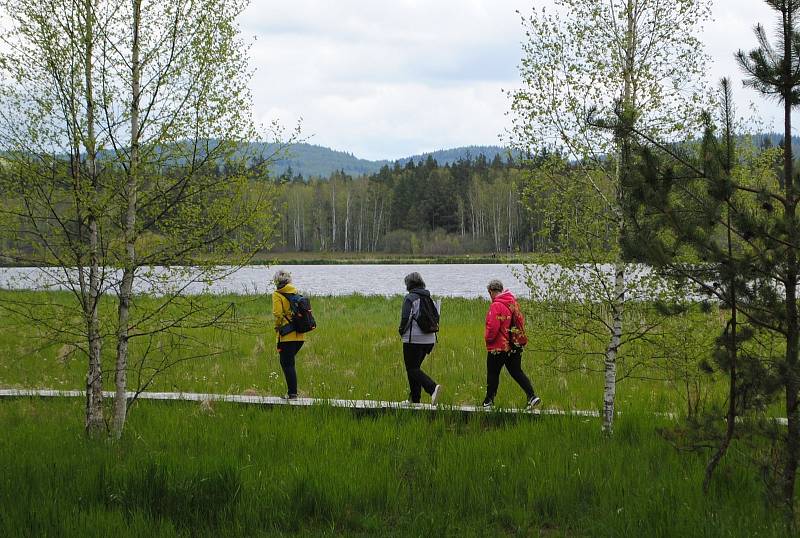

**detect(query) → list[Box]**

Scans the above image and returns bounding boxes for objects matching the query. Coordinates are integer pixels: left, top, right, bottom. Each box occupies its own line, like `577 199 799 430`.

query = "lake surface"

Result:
0 263 669 300
0 264 537 298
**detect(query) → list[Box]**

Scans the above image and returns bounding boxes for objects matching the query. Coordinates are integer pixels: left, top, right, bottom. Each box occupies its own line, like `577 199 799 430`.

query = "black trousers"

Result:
278 341 304 396
484 348 535 404
403 343 436 403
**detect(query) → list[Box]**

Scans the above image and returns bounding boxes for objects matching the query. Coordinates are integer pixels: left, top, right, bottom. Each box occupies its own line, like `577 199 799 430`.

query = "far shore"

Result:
0 252 575 267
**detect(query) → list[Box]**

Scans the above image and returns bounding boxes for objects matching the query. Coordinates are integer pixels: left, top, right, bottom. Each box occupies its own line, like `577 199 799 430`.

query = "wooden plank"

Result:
2 388 785 425
0 388 540 414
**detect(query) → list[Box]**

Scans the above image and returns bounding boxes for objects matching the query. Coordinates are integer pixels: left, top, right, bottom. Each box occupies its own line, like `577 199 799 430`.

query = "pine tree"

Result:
624 11 800 513
736 0 800 519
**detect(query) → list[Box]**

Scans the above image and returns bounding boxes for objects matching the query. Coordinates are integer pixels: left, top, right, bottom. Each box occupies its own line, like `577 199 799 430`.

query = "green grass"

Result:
0 397 787 537
1 291 791 535
0 292 724 413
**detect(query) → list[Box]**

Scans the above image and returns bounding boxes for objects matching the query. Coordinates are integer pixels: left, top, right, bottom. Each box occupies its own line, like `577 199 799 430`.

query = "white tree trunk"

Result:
113 0 142 439
358 196 363 252
603 262 624 433
602 0 636 435
344 189 351 252
507 188 513 251
373 198 384 252
331 182 336 249
82 0 104 435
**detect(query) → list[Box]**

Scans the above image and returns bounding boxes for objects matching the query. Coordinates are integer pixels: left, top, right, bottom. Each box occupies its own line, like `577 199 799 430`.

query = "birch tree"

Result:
0 0 110 435
0 0 286 437
509 0 711 433
102 0 289 438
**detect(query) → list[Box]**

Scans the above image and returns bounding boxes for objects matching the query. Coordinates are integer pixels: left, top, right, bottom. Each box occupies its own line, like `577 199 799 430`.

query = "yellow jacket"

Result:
273 284 305 342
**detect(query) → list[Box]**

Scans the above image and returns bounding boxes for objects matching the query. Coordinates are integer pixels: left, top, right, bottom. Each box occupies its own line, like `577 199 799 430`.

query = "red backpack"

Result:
506 301 528 349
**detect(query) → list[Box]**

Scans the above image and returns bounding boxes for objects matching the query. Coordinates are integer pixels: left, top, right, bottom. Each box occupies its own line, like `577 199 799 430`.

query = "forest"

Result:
270 153 542 255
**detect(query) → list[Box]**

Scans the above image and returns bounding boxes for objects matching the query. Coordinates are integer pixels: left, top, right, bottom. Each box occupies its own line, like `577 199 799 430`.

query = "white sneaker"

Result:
431 385 442 405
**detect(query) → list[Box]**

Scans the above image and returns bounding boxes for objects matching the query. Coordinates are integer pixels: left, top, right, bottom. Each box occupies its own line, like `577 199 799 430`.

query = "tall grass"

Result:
0 291 727 414
0 398 787 537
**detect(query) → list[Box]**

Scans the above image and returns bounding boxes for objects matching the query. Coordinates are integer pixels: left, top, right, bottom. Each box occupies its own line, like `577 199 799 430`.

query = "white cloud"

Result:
243 0 797 161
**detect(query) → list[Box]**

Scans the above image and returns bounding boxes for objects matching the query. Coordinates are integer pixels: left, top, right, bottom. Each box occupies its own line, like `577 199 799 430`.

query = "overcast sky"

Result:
242 0 789 161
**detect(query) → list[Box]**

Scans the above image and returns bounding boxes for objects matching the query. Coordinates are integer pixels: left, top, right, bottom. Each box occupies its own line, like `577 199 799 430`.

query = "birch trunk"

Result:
602 0 636 435
344 189 351 252
507 188 513 252
358 196 363 252
373 198 383 252
83 0 104 435
602 262 624 433
112 0 142 439
370 195 378 252
331 182 336 249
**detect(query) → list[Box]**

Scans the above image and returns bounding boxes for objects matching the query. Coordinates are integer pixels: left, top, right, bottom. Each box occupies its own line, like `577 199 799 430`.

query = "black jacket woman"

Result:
398 272 442 405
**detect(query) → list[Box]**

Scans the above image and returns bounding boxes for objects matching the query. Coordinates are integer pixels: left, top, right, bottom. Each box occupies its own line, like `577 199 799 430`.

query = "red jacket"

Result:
485 290 524 352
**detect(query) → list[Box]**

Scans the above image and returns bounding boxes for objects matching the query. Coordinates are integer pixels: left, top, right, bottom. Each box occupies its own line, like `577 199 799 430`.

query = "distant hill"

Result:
260 143 517 178
395 146 518 167
748 133 800 155
262 143 390 178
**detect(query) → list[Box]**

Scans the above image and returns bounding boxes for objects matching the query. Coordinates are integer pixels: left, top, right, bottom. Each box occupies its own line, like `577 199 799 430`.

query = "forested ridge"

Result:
262 142 514 178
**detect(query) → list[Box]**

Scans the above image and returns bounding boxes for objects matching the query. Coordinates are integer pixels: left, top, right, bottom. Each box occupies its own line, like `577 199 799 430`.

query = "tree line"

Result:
271 154 544 255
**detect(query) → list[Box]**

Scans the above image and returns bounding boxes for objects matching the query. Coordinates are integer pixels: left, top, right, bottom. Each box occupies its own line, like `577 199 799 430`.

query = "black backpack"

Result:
412 293 440 333
279 292 317 334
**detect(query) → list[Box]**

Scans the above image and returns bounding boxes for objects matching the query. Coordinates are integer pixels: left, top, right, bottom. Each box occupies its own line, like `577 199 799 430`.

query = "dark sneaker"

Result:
431 385 442 405
482 399 494 409
526 396 541 410
282 394 298 400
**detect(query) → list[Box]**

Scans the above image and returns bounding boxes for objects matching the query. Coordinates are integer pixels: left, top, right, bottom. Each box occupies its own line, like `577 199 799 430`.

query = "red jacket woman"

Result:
485 289 525 352
482 280 539 410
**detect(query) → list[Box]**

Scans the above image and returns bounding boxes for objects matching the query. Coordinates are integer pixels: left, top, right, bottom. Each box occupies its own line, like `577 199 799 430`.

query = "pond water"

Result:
0 264 534 298
0 263 672 300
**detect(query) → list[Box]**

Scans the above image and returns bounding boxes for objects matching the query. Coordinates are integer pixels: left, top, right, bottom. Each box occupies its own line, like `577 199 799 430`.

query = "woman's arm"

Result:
484 302 502 344
398 294 413 335
272 292 285 332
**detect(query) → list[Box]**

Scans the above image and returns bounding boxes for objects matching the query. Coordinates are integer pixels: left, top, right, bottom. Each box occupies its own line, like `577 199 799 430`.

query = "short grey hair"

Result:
273 269 292 288
404 272 426 291
487 279 504 293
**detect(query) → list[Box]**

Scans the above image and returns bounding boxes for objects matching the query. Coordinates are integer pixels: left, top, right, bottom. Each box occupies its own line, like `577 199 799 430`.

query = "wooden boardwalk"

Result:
1 389 790 425
0 388 604 417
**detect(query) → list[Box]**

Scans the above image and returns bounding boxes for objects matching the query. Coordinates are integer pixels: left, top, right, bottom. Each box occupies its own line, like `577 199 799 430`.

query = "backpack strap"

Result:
408 291 437 343
277 291 295 327
407 292 418 343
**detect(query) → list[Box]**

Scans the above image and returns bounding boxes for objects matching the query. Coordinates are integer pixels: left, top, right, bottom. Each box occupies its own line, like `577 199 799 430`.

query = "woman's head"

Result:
487 279 504 294
404 272 425 291
273 269 292 289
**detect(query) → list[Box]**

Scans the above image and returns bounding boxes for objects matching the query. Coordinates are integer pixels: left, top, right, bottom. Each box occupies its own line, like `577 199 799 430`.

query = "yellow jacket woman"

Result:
273 281 306 343
272 270 305 399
